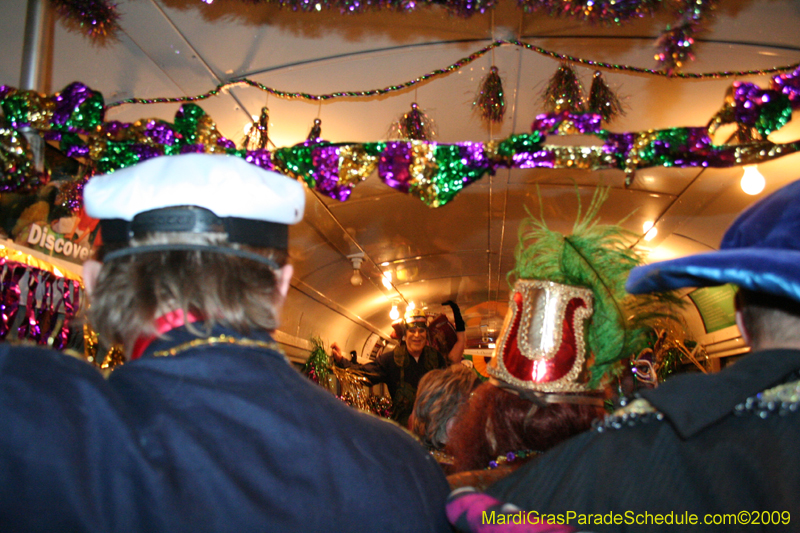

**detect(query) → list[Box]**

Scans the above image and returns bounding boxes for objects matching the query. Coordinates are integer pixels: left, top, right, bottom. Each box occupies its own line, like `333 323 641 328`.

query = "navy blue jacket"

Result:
0 326 451 532
487 349 800 532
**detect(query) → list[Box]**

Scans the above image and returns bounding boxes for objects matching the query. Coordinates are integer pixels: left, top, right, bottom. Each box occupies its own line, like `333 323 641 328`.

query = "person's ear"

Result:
735 308 751 346
276 264 293 299
82 259 103 298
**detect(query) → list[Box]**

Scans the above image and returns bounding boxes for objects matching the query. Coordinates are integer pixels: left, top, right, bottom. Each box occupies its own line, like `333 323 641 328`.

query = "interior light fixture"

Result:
389 303 400 321
407 301 415 311
347 253 364 286
740 165 765 196
642 221 658 241
382 271 393 289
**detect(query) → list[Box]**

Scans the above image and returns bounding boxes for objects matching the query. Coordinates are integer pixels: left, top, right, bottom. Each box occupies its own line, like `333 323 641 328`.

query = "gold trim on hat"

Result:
489 279 593 393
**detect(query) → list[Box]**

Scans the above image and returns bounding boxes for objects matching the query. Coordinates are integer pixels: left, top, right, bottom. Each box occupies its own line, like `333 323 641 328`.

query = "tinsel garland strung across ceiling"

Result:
2 65 800 206
52 0 717 72
104 39 799 113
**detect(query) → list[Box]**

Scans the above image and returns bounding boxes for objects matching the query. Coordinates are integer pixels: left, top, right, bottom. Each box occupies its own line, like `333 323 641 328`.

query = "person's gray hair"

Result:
736 288 800 350
411 364 479 450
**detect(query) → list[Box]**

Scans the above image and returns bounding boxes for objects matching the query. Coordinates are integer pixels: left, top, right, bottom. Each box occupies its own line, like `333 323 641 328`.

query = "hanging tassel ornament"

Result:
243 107 270 150
587 71 625 123
50 0 121 39
656 0 717 74
655 21 696 75
474 66 505 124
307 118 322 141
544 64 585 114
389 102 437 141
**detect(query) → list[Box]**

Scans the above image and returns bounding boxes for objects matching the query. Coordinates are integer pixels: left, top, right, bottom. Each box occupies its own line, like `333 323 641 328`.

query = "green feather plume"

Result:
511 186 684 388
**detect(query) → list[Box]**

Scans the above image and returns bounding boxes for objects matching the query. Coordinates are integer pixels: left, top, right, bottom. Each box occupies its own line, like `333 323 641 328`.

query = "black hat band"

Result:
99 206 289 249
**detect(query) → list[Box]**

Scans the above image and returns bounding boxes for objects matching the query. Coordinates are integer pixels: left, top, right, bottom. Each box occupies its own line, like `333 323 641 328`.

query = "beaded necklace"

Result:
488 449 539 469
151 334 284 360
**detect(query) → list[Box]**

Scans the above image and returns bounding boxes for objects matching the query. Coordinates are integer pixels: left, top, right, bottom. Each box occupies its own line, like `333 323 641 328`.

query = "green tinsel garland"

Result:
302 335 332 389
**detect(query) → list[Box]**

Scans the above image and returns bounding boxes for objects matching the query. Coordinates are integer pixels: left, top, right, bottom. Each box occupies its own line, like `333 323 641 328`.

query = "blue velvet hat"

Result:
626 178 800 303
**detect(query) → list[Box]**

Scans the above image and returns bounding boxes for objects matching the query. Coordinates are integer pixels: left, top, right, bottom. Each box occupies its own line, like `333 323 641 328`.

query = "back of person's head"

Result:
627 177 800 351
446 382 601 473
83 154 305 354
411 364 479 450
735 289 800 350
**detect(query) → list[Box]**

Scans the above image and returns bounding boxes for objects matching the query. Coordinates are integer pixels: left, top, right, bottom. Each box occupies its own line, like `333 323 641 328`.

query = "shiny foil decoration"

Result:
532 111 603 136
389 102 437 141
0 86 55 131
51 0 121 39
0 254 83 349
407 142 440 205
272 138 331 189
489 279 594 393
378 141 441 205
587 71 625 123
543 64 585 115
331 365 374 413
655 21 695 75
0 119 40 192
243 107 270 151
515 0 660 25
51 82 105 133
4 78 800 208
771 65 800 104
474 66 505 124
311 144 378 201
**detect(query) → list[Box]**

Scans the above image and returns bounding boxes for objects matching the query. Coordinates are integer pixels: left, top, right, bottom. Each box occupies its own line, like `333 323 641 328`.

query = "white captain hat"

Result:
84 153 305 250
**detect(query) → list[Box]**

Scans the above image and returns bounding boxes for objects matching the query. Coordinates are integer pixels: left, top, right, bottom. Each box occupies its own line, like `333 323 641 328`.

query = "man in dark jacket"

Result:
0 153 452 533
332 304 465 427
478 178 800 532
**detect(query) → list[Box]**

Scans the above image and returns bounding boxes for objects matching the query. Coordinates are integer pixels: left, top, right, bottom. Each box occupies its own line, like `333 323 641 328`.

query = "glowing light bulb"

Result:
407 301 415 311
389 304 400 320
382 271 393 289
642 221 658 241
740 166 765 195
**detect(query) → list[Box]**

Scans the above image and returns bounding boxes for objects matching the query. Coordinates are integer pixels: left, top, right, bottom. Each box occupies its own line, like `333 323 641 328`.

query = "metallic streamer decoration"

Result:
544 64 585 115
272 138 331 191
104 41 800 111
655 0 718 73
0 254 83 349
307 118 323 141
515 0 661 25
474 66 505 124
587 71 625 123
0 118 42 192
406 141 439 205
337 144 379 188
707 82 793 143
50 0 121 39
243 107 271 150
4 73 800 206
302 336 332 389
389 102 437 141
310 144 377 201
430 142 490 206
56 176 87 214
772 65 800 103
50 82 106 133
532 111 603 136
0 86 56 131
655 21 696 75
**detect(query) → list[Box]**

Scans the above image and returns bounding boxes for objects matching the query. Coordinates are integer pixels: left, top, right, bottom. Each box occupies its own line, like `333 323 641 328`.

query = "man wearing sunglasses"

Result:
332 302 465 427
